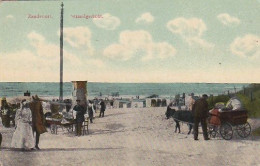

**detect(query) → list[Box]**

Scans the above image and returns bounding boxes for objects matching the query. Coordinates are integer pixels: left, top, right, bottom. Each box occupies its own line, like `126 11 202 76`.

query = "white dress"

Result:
11 107 35 149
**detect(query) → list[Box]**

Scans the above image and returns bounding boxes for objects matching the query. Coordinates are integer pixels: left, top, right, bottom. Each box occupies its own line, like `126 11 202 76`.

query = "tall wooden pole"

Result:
59 2 64 106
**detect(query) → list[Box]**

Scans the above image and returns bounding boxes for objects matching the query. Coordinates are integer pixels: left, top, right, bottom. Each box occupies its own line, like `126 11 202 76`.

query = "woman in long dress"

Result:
11 101 35 150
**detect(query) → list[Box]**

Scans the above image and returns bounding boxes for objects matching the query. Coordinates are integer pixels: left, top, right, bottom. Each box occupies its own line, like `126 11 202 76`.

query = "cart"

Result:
46 118 75 134
208 109 251 140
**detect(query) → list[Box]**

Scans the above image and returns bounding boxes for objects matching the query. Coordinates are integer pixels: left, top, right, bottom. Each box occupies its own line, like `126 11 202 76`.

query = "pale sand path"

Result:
1 107 260 166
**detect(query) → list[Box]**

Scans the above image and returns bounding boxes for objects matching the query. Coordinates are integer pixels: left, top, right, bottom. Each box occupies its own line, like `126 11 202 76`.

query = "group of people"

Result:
0 96 107 150
73 99 106 136
11 95 46 150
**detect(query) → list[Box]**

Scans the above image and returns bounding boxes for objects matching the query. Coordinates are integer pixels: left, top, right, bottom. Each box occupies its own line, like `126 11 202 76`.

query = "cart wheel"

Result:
220 123 233 140
237 122 251 138
208 125 217 138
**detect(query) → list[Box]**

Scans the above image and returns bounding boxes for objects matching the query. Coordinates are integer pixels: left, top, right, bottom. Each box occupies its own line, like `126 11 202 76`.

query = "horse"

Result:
166 107 193 134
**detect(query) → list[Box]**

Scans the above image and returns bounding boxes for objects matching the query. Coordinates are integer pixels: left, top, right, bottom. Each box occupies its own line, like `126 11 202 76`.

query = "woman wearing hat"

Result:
11 100 34 150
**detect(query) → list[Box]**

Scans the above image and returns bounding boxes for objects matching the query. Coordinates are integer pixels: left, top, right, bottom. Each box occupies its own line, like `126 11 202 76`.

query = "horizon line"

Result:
0 81 253 84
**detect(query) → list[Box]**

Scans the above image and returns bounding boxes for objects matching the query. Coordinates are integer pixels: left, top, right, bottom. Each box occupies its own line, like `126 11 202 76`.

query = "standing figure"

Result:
88 101 95 123
73 99 86 136
1 98 11 127
188 93 196 111
11 100 34 150
192 94 210 141
99 99 106 118
29 95 47 150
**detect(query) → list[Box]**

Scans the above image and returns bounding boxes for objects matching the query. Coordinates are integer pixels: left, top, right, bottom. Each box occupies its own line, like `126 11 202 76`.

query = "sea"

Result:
0 82 248 99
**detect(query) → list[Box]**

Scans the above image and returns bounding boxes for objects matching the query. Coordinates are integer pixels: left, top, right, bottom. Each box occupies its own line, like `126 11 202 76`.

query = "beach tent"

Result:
151 99 157 107
113 100 131 108
156 99 162 107
161 99 167 107
131 100 144 108
145 99 151 107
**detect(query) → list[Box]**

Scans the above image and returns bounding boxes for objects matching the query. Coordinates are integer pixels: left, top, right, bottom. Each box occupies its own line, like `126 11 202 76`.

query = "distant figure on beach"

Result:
11 100 34 150
1 97 11 127
73 99 86 136
188 93 196 111
88 100 95 123
64 99 72 112
29 95 47 150
110 100 114 109
192 94 210 141
99 99 106 117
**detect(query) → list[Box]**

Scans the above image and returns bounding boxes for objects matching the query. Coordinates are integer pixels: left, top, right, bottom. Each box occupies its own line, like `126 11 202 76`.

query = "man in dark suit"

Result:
192 94 210 141
73 99 86 136
30 95 47 150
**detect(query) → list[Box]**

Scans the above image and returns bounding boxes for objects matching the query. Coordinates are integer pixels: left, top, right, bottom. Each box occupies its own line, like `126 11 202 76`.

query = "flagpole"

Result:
59 2 64 108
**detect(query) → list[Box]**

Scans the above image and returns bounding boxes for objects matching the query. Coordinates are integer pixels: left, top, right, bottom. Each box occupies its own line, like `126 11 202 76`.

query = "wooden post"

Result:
59 2 64 111
182 93 185 105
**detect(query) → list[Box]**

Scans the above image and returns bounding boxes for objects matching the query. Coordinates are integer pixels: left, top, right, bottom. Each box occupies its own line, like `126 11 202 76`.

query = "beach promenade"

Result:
1 107 260 166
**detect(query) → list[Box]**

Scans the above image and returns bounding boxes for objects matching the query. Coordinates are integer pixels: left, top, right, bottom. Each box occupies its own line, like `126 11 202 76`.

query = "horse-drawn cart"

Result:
208 109 251 140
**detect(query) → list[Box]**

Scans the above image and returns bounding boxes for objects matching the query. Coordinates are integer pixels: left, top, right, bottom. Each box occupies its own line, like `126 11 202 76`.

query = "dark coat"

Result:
73 105 85 123
100 101 106 112
192 98 209 118
88 106 93 119
29 100 47 134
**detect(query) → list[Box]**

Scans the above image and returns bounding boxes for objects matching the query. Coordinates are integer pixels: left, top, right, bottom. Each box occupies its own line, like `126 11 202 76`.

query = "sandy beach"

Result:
1 107 260 166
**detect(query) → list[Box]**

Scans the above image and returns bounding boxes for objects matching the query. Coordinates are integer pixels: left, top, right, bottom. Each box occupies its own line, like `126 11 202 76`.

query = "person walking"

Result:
73 99 86 136
99 99 106 118
29 95 47 150
192 94 210 141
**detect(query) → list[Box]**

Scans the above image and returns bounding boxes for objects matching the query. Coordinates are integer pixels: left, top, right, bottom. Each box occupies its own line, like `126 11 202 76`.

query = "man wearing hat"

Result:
29 95 47 150
192 94 210 141
73 99 86 136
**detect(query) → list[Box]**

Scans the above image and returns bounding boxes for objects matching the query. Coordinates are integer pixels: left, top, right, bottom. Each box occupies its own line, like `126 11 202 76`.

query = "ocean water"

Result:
0 82 248 99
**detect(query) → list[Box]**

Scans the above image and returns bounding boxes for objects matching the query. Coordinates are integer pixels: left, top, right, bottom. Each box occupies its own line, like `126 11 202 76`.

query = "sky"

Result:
0 0 259 83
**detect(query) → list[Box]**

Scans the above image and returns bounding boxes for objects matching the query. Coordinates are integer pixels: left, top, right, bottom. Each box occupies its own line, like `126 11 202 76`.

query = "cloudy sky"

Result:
0 0 259 83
